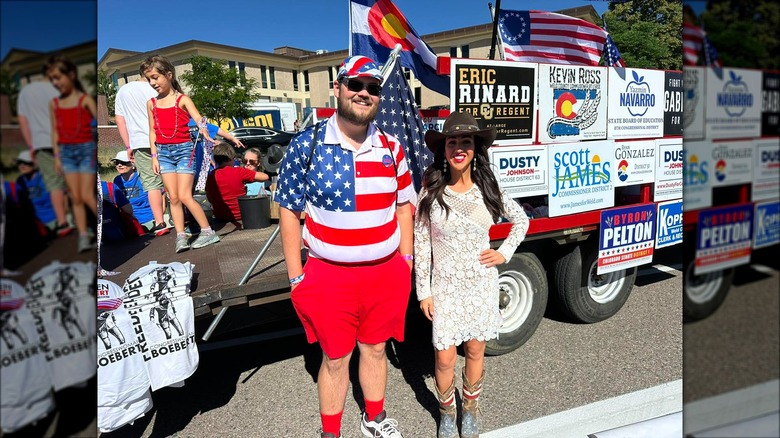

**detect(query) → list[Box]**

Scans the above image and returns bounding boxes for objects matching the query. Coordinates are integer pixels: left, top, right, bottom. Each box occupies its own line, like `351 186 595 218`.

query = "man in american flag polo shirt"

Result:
275 55 415 438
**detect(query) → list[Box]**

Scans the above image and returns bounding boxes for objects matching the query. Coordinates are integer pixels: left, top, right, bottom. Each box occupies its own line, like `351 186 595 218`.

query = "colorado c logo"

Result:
555 92 578 119
368 1 416 51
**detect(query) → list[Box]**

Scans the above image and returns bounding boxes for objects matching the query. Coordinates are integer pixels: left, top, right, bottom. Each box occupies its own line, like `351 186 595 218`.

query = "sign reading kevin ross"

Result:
451 59 537 145
695 203 753 275
538 64 607 143
607 68 665 139
548 139 614 217
705 68 762 139
598 203 656 274
654 138 683 202
488 145 548 197
683 66 706 140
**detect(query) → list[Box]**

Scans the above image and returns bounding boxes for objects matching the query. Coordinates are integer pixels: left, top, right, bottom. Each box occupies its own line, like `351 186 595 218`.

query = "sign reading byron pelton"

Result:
450 59 538 145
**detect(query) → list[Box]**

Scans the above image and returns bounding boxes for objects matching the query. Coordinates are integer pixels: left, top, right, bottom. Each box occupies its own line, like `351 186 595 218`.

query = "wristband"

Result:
289 273 305 285
53 153 60 158
401 254 413 261
151 153 158 158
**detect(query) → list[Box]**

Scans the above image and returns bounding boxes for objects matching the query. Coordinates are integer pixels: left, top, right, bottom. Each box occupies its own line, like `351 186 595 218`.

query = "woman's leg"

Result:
176 173 210 229
161 173 184 233
434 345 458 438
64 172 87 234
461 339 486 438
79 172 97 216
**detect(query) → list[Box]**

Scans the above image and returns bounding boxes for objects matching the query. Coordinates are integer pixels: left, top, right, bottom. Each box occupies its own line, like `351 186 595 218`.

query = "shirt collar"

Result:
324 115 379 153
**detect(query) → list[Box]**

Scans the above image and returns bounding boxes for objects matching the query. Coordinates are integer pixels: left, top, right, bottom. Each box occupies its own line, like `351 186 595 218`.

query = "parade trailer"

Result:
680 66 779 322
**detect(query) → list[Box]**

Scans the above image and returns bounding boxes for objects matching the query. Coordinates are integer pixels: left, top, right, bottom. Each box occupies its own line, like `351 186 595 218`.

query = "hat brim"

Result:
424 127 497 153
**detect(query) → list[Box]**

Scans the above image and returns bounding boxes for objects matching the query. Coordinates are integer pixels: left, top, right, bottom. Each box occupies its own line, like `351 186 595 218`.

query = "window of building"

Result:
304 70 310 92
260 66 268 88
415 87 421 106
123 73 128 84
238 62 246 86
293 69 299 91
228 61 236 70
111 72 118 88
269 66 276 89
449 47 457 57
328 67 334 84
461 45 470 58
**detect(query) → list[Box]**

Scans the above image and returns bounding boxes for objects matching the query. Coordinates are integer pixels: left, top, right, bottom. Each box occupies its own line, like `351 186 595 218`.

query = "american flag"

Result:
703 35 723 68
498 9 610 66
375 60 431 194
274 107 417 263
683 21 722 67
604 34 626 67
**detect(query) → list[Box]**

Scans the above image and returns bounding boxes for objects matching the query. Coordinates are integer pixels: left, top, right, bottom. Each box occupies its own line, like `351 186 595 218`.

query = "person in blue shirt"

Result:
15 150 58 232
111 150 163 235
100 177 134 242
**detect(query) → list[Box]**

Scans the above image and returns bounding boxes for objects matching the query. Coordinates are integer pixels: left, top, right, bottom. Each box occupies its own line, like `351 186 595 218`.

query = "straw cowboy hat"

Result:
424 111 497 153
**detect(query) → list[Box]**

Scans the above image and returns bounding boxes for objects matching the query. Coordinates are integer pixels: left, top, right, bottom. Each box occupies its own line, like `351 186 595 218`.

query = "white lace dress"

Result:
414 185 529 350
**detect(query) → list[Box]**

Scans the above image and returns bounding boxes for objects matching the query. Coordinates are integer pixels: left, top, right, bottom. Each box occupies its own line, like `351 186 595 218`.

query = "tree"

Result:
179 56 260 128
91 69 117 117
603 0 683 70
1 68 20 118
698 0 779 69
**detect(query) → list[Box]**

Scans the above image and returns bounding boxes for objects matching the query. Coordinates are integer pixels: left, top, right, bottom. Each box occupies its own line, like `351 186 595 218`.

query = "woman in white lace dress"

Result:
414 112 529 438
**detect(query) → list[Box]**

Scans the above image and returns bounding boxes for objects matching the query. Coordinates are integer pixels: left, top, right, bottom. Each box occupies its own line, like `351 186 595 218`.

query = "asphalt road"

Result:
99 248 683 438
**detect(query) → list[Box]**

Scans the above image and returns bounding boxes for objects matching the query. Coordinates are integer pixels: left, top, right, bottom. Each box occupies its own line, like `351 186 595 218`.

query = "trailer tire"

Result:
682 259 734 322
552 241 636 323
262 144 286 174
485 251 548 356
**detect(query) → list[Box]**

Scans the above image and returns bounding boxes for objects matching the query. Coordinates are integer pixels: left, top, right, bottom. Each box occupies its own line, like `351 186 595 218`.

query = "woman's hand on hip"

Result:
479 249 506 268
420 297 434 321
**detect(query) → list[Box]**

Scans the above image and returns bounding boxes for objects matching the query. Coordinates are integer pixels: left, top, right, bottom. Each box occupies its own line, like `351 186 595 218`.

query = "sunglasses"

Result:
17 160 34 166
340 79 382 96
114 161 132 166
243 159 259 166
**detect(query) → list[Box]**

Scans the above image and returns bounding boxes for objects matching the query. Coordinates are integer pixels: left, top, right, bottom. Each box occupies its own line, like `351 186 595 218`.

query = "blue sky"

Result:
1 0 96 61
97 0 613 61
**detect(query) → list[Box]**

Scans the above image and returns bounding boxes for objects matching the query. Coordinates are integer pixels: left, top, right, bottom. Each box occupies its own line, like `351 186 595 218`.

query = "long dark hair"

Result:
44 55 86 93
139 55 184 95
417 136 505 226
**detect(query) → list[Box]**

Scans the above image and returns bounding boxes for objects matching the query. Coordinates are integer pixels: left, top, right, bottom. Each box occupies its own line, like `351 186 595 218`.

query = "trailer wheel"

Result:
552 241 636 323
485 252 548 356
682 260 734 322
262 144 287 174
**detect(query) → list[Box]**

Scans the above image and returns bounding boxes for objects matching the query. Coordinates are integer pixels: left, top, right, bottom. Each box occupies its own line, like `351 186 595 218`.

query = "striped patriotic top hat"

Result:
337 55 383 82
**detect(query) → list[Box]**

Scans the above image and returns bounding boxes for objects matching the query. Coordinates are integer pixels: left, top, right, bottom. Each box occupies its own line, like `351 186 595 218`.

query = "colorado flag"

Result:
350 0 449 96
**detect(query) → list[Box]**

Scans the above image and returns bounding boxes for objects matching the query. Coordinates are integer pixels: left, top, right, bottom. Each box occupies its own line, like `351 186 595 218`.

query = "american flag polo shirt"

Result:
274 116 417 264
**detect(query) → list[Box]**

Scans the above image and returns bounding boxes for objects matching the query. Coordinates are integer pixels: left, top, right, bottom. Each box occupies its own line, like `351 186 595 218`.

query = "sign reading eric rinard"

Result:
450 59 537 145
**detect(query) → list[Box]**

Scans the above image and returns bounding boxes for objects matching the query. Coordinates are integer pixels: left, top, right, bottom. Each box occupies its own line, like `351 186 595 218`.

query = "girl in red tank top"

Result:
45 55 98 253
140 55 220 253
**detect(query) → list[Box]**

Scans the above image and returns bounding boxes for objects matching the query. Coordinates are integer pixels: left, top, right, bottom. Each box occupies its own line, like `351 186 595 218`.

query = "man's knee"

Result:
358 342 387 361
322 353 351 374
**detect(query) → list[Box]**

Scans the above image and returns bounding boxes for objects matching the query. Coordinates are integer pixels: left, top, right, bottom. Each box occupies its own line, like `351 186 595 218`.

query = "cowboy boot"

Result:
434 376 458 438
461 369 484 438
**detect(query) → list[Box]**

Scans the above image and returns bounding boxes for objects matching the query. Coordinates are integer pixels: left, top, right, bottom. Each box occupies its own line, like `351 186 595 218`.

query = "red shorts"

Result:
291 252 411 359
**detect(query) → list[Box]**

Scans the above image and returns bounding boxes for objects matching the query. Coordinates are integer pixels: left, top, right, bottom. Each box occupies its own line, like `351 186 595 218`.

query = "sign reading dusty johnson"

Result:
451 59 537 145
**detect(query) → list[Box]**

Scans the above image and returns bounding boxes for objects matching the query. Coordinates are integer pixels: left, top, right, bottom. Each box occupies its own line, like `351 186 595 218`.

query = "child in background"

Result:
46 55 98 253
205 142 269 223
15 150 58 233
141 54 218 253
111 150 160 233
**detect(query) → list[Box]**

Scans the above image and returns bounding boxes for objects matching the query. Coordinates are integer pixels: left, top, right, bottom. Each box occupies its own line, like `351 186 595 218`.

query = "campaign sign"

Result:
548 140 614 217
695 203 753 274
761 71 779 137
451 59 537 145
607 68 665 139
655 199 683 249
538 64 608 143
753 138 780 201
598 203 656 274
654 138 683 201
664 71 684 136
489 145 548 197
421 116 445 133
709 140 754 187
682 140 713 211
705 68 762 140
753 201 780 249
683 66 706 140
612 139 656 187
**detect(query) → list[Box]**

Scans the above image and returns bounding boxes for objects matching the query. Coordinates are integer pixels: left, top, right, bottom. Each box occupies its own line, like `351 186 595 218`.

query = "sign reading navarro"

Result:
695 203 753 274
607 68 665 139
451 59 537 145
598 203 657 274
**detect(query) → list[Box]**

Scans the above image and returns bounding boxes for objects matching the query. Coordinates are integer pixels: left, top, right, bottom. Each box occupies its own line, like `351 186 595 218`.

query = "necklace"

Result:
153 92 180 140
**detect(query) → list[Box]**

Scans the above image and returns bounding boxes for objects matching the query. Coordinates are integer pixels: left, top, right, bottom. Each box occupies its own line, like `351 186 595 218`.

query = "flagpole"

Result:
488 0 502 60
380 44 403 86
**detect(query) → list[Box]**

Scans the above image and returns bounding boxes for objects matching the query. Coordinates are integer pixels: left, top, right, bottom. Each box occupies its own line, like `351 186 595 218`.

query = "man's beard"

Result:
337 93 378 126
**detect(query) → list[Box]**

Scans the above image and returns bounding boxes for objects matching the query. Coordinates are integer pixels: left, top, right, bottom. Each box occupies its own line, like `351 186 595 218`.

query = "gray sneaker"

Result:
78 234 95 253
191 231 220 249
360 411 403 438
175 235 191 253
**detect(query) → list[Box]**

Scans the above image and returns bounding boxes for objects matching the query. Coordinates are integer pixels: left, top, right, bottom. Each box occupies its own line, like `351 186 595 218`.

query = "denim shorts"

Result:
156 141 197 175
59 142 97 174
